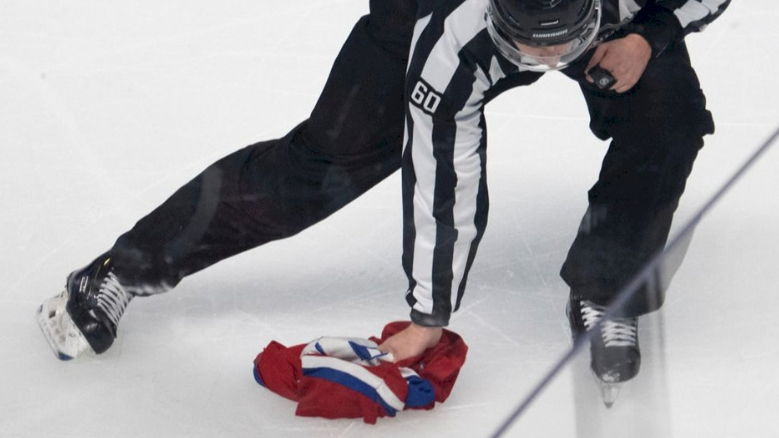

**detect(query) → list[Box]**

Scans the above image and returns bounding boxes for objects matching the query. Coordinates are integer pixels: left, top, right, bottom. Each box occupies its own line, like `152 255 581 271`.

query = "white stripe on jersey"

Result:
673 0 728 28
619 0 643 22
449 64 493 311
408 91 436 315
301 355 406 412
487 55 508 87
422 0 489 91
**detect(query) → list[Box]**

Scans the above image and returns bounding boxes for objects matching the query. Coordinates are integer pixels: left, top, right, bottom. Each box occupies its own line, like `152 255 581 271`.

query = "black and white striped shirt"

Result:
401 0 730 327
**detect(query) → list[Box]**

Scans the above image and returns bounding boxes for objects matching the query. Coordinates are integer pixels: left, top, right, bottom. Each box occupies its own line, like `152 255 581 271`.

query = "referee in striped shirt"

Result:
44 0 731 371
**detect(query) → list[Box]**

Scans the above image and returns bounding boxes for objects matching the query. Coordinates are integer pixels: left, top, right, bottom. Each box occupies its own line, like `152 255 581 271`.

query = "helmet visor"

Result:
486 2 601 72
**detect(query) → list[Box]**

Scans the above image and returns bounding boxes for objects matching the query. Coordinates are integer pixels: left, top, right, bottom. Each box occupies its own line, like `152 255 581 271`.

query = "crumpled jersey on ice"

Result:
253 321 468 424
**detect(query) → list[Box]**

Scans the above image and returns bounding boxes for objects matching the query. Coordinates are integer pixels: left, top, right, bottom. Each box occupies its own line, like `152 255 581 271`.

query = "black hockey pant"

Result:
559 41 714 316
110 1 416 292
107 6 713 319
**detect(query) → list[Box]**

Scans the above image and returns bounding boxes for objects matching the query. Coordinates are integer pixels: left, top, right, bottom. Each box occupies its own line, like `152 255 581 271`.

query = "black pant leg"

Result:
109 4 416 292
560 41 715 317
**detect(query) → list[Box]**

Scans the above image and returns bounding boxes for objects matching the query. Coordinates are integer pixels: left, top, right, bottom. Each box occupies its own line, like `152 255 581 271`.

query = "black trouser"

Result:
108 4 713 319
110 1 416 291
559 40 714 316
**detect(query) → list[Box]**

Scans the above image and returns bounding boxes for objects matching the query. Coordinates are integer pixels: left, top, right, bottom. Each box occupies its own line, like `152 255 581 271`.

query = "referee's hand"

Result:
379 323 442 362
586 33 652 93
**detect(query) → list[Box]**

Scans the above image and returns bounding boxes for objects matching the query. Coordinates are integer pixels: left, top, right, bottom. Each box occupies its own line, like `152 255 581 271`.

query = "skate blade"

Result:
589 369 622 408
36 290 93 361
598 382 621 408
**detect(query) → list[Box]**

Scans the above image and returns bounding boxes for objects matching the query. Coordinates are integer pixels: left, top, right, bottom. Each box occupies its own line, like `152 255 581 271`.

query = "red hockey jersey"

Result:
253 321 468 424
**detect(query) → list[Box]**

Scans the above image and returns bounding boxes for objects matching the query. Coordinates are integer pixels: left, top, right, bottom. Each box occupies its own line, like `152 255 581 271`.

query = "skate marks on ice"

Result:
490 127 779 437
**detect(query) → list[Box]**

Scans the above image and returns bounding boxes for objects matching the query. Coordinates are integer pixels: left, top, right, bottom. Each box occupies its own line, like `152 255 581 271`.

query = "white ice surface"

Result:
1 1 778 437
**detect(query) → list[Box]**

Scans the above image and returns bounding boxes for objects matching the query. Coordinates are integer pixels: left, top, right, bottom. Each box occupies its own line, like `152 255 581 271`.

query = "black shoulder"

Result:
417 0 470 18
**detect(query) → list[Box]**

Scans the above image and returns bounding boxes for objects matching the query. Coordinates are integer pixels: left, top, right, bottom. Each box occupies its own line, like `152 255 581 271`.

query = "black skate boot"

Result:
567 296 640 408
36 254 134 360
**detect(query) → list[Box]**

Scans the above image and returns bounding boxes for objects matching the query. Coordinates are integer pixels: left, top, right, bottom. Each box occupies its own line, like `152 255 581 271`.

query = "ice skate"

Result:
36 254 133 360
567 296 640 408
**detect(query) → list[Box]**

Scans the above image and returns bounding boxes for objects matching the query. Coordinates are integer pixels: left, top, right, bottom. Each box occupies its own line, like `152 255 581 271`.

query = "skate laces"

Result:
579 301 637 348
97 271 133 328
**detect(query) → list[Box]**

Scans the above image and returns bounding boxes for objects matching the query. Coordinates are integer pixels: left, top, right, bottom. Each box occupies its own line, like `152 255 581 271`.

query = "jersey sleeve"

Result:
630 0 732 57
401 0 499 327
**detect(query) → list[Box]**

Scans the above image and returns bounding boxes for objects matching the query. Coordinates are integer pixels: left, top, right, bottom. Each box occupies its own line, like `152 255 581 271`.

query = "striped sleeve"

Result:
630 0 731 56
669 0 730 29
402 0 503 327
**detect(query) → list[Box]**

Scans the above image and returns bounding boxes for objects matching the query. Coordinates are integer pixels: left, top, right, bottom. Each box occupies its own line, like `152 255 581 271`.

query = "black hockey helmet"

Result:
486 0 601 71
